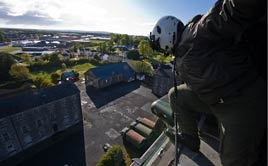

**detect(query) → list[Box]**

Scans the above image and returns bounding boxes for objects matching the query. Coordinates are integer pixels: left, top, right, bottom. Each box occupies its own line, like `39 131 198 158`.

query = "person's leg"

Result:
210 78 266 166
168 84 211 136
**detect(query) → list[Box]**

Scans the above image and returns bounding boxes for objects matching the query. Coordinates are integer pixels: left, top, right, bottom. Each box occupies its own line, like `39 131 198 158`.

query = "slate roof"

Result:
62 71 75 78
113 45 129 51
89 62 134 80
0 83 80 118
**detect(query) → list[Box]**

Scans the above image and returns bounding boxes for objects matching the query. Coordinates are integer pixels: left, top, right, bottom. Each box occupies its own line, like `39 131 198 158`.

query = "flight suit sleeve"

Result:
175 0 264 99
192 0 265 43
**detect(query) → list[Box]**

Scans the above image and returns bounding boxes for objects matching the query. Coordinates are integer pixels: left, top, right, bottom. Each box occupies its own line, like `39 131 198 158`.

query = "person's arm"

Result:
176 0 265 96
193 0 265 43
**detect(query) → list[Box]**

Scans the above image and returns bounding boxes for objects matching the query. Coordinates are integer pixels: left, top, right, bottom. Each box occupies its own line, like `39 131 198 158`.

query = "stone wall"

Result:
0 94 82 161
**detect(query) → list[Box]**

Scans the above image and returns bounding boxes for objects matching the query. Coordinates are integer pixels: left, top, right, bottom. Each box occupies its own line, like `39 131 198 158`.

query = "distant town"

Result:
0 28 173 94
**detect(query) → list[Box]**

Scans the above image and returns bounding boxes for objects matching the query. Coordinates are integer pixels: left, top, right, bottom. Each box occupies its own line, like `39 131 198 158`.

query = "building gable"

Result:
0 83 80 118
88 62 134 80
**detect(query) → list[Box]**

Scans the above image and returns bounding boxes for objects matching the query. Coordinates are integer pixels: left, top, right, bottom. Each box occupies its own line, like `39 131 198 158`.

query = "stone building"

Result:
84 62 135 89
107 55 123 63
0 83 82 162
152 64 181 97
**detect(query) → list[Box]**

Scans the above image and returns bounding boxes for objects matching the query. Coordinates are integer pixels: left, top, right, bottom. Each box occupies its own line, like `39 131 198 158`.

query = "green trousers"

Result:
168 78 266 166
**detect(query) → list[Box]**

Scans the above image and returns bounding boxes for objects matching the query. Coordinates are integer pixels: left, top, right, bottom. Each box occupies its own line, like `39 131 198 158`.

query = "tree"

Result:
155 54 166 63
41 54 50 61
132 36 141 45
49 53 61 65
138 40 153 59
120 34 130 45
93 54 101 61
110 33 120 44
0 30 7 43
51 71 61 84
128 60 153 76
73 70 79 79
107 41 114 54
35 57 46 65
9 64 31 80
61 63 67 71
99 42 108 54
21 53 32 64
0 30 5 42
33 75 53 88
127 50 140 60
0 52 16 80
97 145 131 166
71 42 83 52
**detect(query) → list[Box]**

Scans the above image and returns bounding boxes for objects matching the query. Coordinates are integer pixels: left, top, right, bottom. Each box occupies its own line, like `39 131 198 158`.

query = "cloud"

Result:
0 1 60 25
0 0 153 35
1 11 60 25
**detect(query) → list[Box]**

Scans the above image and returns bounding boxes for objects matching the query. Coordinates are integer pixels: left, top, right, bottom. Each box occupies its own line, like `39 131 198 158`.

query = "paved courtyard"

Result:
17 80 159 166
78 80 159 166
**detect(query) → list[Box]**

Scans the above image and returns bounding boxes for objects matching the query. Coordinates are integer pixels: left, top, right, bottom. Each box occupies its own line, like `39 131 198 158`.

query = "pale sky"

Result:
0 0 215 36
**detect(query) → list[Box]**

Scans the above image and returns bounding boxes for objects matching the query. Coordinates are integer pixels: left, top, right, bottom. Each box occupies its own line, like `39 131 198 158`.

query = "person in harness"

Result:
149 0 266 165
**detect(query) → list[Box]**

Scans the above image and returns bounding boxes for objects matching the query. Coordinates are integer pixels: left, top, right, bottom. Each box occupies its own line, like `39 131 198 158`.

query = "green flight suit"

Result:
169 78 266 166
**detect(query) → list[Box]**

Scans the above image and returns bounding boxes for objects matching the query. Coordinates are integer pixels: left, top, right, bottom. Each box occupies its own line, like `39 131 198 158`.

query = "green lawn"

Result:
67 62 95 78
1 58 97 90
90 39 106 44
31 62 96 80
85 39 106 50
30 63 61 80
31 71 51 80
86 46 99 50
0 46 22 53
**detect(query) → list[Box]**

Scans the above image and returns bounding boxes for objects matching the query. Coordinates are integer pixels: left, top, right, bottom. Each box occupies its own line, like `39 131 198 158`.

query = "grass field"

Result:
85 46 99 50
90 39 106 44
31 62 96 81
67 62 95 78
0 46 22 53
85 39 106 50
0 60 96 90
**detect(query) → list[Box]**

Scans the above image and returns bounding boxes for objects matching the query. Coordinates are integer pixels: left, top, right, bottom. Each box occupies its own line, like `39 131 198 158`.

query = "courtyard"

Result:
79 80 159 166
17 80 159 166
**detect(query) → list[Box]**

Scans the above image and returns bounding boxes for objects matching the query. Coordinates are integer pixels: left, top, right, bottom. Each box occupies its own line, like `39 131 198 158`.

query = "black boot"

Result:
165 128 200 152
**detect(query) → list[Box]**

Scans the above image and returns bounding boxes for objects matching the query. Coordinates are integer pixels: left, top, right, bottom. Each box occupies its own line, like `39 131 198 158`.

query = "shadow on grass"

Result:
86 81 141 108
30 64 62 75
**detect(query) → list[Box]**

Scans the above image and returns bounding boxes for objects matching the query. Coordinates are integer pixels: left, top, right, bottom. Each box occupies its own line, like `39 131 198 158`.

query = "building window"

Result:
3 133 9 142
22 126 28 134
17 114 23 121
99 80 103 87
7 144 13 149
50 112 56 120
39 130 44 138
7 144 15 153
53 124 58 132
36 119 42 128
